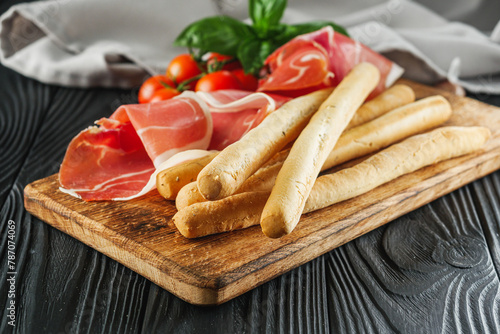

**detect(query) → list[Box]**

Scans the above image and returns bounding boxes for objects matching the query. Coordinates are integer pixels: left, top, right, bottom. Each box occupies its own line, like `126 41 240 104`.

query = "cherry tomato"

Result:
231 69 258 91
149 88 180 103
166 54 202 87
138 75 176 103
206 52 241 71
195 71 242 92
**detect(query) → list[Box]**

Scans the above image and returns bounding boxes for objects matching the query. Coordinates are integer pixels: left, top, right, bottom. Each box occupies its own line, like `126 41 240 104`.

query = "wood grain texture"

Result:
0 63 498 332
0 0 499 330
23 80 500 306
0 61 148 333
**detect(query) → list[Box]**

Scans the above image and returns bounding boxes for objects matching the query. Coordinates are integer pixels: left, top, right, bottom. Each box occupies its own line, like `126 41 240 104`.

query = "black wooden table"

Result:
1 3 500 334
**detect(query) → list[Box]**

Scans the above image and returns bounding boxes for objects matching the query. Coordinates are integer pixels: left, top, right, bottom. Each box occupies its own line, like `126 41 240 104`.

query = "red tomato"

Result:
206 52 241 71
195 71 242 92
138 75 176 103
166 54 202 87
149 88 180 103
231 69 258 91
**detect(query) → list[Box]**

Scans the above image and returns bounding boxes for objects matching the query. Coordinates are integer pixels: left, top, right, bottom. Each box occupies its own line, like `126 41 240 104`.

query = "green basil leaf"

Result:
174 16 253 57
237 38 275 75
249 0 287 37
273 21 349 46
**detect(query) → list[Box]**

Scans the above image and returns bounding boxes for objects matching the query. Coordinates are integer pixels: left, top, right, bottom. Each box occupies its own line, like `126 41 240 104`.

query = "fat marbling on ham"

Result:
199 90 289 150
258 26 404 99
59 90 289 201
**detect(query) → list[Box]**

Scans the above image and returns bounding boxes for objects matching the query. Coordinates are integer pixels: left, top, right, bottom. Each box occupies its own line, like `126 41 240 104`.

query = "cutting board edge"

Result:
23 181 230 306
23 122 500 306
21 80 500 305
204 144 500 299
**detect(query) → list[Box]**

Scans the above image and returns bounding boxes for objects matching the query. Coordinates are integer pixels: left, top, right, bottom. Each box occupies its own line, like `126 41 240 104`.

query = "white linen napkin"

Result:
0 0 219 88
1 0 499 93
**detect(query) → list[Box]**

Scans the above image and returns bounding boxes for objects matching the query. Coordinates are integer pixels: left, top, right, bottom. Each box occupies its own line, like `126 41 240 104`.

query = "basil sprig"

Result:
173 0 348 76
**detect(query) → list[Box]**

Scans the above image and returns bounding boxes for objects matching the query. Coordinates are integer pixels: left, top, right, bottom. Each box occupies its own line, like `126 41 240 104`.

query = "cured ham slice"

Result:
197 90 290 150
115 91 212 167
258 26 404 98
59 90 287 201
257 39 333 96
58 120 156 201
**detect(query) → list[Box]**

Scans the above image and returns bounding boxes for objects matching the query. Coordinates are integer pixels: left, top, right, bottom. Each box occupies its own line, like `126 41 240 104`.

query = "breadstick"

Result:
304 126 491 213
176 181 203 210
172 191 270 238
197 88 334 201
176 154 285 210
157 85 414 200
175 95 451 210
346 84 415 130
321 95 451 170
261 62 380 238
176 153 285 210
247 95 451 186
156 152 218 200
171 126 490 239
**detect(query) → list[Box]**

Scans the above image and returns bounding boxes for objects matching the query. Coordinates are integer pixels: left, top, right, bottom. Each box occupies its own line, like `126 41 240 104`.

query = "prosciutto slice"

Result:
59 90 288 201
198 90 289 150
114 91 213 167
58 120 156 201
258 26 404 98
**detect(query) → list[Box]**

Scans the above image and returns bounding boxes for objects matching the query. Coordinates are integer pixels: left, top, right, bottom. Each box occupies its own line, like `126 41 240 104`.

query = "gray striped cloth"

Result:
1 0 499 93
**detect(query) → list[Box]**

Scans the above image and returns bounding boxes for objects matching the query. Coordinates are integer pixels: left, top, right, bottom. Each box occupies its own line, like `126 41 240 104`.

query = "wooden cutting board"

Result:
24 80 500 306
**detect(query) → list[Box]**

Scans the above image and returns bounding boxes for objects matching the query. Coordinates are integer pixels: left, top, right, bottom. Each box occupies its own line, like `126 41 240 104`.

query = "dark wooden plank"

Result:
0 63 152 333
0 67 55 205
138 181 500 333
2 65 500 332
3 93 500 333
22 80 500 306
340 184 500 333
0 26 498 332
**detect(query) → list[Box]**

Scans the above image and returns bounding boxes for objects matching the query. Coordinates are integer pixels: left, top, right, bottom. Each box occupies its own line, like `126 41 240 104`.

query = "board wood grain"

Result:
23 80 500 305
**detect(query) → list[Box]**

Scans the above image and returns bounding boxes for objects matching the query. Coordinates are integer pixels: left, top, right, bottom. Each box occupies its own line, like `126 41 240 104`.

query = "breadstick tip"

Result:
197 173 222 200
394 84 415 96
171 208 197 238
261 214 293 238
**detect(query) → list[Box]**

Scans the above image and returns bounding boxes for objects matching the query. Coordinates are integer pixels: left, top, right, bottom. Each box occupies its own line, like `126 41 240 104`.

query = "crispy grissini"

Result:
197 88 334 201
303 126 491 212
156 152 218 200
173 191 270 238
176 153 287 210
320 95 450 170
176 156 283 210
157 84 415 200
176 181 201 210
346 84 415 130
260 62 381 238
175 95 452 210
171 126 490 238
